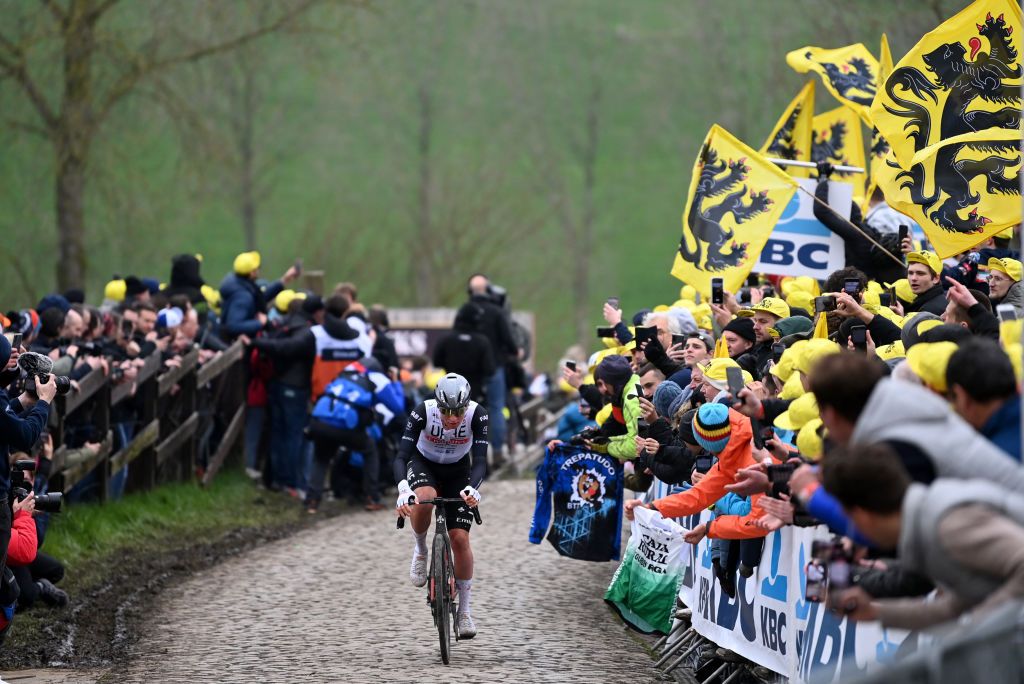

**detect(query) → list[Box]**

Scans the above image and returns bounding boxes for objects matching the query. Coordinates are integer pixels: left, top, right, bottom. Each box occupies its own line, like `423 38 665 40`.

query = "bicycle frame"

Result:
396 497 482 664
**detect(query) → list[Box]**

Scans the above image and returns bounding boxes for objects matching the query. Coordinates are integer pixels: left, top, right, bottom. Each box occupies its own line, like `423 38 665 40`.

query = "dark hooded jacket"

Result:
432 304 495 402
163 254 206 304
218 273 284 340
251 312 315 389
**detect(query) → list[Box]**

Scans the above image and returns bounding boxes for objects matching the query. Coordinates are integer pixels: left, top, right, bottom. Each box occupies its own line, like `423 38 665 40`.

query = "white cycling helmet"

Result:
435 373 472 411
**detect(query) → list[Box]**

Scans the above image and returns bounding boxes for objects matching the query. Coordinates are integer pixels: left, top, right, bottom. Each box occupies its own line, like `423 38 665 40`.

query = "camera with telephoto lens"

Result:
11 460 62 513
15 352 71 396
570 426 609 446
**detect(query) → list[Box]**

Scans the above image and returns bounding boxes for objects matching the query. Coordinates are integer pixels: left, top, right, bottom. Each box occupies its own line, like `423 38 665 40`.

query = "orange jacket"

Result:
652 408 772 540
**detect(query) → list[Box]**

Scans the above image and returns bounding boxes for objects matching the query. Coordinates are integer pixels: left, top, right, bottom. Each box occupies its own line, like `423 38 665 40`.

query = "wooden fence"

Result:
47 341 248 500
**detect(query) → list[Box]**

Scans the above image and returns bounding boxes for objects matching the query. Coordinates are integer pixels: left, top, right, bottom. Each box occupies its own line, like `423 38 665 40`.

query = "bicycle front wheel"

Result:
432 534 451 665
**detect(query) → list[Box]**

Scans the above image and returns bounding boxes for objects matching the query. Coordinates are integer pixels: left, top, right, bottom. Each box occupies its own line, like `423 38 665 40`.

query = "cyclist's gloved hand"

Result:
461 486 482 507
396 479 417 517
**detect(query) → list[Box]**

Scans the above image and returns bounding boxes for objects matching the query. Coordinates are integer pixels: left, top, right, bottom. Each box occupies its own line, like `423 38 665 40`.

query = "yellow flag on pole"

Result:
863 34 895 215
759 81 815 172
869 0 1023 170
787 44 879 125
874 131 1021 258
811 105 867 207
672 125 799 298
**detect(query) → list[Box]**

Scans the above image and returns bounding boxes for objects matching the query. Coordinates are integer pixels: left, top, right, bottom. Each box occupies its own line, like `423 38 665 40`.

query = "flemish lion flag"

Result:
869 0 1023 170
875 131 1021 258
759 81 815 173
787 43 879 125
672 125 798 298
863 34 895 215
811 105 867 207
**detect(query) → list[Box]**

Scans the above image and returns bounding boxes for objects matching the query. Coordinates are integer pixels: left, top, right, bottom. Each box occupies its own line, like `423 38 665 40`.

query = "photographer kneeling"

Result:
0 335 56 574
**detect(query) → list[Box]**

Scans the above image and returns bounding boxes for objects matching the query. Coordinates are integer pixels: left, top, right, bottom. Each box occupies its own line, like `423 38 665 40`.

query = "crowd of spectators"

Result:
548 193 1024 674
0 249 533 645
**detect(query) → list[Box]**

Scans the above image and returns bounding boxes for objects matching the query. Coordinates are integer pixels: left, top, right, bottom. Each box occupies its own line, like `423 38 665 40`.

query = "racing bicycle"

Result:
397 497 482 664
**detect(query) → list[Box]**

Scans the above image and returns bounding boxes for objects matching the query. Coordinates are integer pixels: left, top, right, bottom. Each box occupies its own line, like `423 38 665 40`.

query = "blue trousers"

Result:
268 381 308 490
485 368 507 451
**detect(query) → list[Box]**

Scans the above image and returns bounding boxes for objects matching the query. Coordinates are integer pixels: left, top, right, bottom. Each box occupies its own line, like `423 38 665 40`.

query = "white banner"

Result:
754 179 849 280
647 479 907 683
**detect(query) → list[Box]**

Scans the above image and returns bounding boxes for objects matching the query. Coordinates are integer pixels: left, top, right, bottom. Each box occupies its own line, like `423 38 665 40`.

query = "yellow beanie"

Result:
104 279 126 302
233 251 261 276
796 418 825 461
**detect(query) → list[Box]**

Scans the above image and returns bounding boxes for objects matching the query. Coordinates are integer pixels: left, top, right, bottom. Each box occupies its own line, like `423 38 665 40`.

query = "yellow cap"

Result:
774 392 819 432
738 297 790 320
701 357 752 390
875 340 906 361
862 289 880 309
796 418 825 461
653 304 670 313
104 279 126 302
201 284 222 313
698 315 713 331
793 338 841 375
679 284 698 301
785 290 815 314
588 348 616 373
866 280 884 294
424 368 446 390
233 251 261 276
779 371 806 400
771 344 801 382
997 226 1016 241
794 276 820 296
907 251 941 276
273 289 306 313
988 257 1023 283
890 278 916 304
906 341 959 393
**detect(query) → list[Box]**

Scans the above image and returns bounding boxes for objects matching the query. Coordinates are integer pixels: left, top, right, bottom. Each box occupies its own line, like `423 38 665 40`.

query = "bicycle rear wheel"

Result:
432 534 451 665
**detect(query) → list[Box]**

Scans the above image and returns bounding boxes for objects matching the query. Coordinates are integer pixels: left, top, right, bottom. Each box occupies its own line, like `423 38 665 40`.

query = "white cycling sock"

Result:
456 579 472 613
413 531 428 556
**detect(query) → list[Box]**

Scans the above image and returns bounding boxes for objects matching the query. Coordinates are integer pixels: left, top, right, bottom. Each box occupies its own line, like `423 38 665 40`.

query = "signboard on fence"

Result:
754 179 849 280
647 479 907 683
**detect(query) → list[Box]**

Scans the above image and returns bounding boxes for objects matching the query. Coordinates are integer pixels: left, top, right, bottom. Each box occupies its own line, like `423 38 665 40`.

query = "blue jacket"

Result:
218 273 285 339
0 392 50 500
557 402 597 442
981 396 1021 462
714 492 750 517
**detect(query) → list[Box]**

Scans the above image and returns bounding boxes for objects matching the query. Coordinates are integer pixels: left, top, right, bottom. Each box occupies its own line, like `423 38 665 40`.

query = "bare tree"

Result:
0 0 360 290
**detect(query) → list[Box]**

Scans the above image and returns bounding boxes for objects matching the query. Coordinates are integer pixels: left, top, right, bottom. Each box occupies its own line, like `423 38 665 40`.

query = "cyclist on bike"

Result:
395 373 488 639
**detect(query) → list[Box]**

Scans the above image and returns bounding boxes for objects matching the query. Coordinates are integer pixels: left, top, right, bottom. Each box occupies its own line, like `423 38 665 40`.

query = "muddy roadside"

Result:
0 488 363 673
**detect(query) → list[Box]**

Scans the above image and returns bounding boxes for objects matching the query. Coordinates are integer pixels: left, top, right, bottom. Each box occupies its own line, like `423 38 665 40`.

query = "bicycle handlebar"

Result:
395 497 482 529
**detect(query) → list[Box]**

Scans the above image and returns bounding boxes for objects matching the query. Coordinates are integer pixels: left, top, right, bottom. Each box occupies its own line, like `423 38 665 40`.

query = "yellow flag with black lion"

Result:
672 125 798 297
869 0 1022 256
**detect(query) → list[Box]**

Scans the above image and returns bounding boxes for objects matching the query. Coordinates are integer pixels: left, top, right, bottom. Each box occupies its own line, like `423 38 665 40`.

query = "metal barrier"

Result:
47 341 247 499
841 601 1024 684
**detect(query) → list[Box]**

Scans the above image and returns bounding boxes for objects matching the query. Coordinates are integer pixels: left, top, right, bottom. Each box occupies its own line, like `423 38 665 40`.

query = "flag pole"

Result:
766 158 865 174
793 185 907 268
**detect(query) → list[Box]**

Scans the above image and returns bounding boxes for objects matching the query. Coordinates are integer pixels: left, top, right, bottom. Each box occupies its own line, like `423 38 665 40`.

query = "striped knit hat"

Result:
692 403 731 454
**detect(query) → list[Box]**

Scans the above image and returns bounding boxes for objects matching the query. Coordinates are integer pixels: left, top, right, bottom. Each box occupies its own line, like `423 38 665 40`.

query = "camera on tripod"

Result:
11 460 62 513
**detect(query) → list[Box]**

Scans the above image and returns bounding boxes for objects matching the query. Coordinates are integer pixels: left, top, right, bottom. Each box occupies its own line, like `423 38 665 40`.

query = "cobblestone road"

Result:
109 479 663 683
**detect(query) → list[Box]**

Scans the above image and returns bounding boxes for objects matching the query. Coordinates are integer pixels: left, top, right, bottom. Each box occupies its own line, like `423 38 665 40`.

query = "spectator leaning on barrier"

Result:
585 355 641 462
824 443 1024 631
946 338 1021 462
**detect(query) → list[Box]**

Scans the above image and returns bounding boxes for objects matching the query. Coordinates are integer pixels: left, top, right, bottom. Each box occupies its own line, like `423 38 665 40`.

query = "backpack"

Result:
311 370 376 430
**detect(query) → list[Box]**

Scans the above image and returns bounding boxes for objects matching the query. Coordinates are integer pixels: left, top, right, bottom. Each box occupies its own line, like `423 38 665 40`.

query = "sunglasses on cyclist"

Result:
439 407 467 417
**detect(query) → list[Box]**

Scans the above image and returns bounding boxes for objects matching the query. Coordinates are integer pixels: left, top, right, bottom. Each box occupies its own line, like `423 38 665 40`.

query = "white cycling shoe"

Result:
457 610 477 639
410 551 428 587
